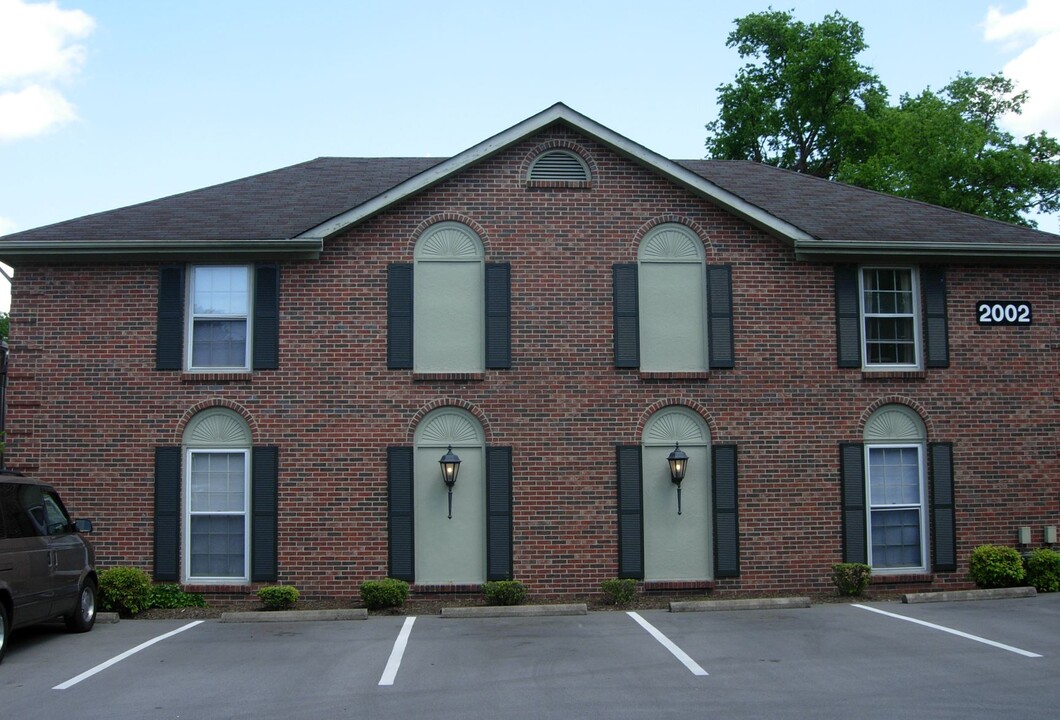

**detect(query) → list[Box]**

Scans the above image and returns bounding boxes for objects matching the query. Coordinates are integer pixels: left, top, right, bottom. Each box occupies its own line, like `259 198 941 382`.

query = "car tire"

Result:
64 579 97 633
0 600 10 664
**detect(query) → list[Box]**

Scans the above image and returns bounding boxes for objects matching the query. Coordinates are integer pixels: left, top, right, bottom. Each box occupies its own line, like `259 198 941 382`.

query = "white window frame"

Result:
184 448 250 583
865 443 928 573
858 266 921 371
186 265 252 372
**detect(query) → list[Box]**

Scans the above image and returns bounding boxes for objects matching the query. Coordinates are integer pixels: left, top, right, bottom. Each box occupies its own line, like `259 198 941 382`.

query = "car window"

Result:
0 484 37 538
41 492 72 535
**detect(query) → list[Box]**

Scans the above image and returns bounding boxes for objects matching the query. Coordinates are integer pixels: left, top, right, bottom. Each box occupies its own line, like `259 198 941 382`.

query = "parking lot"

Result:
2 594 1058 720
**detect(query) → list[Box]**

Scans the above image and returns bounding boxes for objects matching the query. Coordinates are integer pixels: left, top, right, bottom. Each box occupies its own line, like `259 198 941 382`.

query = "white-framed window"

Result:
859 267 920 369
866 444 927 571
187 265 251 371
185 448 250 582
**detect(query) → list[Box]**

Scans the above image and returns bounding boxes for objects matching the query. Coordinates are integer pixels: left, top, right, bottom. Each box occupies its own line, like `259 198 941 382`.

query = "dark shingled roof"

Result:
3 155 1058 250
677 160 1059 247
1 157 445 244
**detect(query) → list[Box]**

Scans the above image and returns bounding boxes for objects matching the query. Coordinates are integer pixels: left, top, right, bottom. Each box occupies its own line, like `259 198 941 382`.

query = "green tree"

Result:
706 11 1060 228
705 9 888 178
0 313 7 342
838 74 1060 226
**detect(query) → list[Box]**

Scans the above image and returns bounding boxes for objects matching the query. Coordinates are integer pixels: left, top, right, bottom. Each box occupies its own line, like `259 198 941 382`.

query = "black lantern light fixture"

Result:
439 445 461 519
667 442 689 515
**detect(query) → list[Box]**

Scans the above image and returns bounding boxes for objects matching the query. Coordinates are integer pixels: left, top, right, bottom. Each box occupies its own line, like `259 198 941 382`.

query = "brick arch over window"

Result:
629 216 712 262
172 398 260 445
405 397 494 445
407 214 491 257
854 396 936 441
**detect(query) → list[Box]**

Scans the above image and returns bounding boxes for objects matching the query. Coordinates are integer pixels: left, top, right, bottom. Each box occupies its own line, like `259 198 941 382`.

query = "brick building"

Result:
1 104 1057 601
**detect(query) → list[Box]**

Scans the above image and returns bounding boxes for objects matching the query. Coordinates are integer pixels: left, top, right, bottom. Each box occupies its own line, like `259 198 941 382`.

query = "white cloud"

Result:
0 0 94 141
984 1 1060 138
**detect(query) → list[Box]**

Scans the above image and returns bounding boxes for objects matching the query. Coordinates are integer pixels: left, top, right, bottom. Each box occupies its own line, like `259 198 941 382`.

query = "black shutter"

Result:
840 443 868 563
253 264 280 370
712 444 740 577
251 446 278 582
485 264 511 369
486 447 513 580
387 447 415 581
387 265 414 369
835 266 862 368
156 266 185 370
922 267 949 369
930 443 956 571
616 445 644 579
613 264 640 368
154 447 181 581
707 265 735 369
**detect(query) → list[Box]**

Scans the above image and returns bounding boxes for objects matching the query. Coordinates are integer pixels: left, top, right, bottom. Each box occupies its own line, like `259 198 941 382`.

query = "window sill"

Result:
639 371 710 381
182 583 252 593
412 373 485 382
861 370 926 381
869 572 934 584
181 372 254 383
642 580 716 593
411 583 482 594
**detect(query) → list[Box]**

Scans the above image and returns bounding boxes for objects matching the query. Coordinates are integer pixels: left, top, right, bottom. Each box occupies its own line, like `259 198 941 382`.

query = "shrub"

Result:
257 585 300 610
600 578 638 605
482 580 527 606
149 583 207 609
1025 548 1060 593
360 578 410 610
969 545 1025 588
98 567 153 616
830 563 872 597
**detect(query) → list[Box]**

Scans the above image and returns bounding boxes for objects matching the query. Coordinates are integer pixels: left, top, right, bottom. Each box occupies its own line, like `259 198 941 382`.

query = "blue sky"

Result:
1 0 1058 311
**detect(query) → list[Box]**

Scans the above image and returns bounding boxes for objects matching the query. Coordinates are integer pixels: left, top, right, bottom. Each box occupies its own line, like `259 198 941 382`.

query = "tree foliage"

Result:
706 10 1060 227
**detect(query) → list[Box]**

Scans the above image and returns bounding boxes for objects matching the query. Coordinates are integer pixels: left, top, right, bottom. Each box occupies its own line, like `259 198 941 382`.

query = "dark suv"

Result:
0 471 97 663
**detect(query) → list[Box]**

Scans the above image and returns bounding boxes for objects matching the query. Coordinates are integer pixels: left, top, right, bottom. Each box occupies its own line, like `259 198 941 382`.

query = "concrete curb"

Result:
669 597 812 613
440 603 587 618
902 587 1037 604
96 612 120 624
219 608 368 623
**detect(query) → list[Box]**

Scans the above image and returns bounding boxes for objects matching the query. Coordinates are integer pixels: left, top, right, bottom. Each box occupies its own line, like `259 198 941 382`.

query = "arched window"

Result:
863 405 927 571
182 408 253 582
637 224 707 372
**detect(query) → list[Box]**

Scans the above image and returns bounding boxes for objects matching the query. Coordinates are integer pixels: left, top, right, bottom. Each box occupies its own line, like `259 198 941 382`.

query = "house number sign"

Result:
977 301 1032 325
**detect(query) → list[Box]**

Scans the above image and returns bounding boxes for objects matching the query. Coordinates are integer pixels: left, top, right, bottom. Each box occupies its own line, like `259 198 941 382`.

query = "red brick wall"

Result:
6 126 1058 599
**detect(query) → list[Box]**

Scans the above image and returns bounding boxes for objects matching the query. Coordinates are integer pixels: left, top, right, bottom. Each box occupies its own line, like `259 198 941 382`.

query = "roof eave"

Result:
298 103 816 245
0 238 323 264
795 240 1060 264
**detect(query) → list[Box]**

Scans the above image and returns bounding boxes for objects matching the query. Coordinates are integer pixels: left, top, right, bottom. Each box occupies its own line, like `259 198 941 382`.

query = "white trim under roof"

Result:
297 103 817 246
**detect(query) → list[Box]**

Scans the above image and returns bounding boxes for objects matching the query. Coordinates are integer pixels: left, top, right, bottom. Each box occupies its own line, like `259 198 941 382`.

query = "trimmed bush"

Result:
482 580 526 606
830 563 872 597
98 567 153 616
257 585 300 610
1026 548 1060 593
969 545 1025 588
149 583 207 609
360 578 410 610
600 578 638 605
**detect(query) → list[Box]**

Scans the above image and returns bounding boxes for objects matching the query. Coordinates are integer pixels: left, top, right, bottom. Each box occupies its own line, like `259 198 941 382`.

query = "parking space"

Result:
2 594 1057 719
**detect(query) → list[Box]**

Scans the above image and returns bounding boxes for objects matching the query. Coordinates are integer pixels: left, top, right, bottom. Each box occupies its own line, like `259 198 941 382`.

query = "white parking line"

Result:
378 616 416 686
852 604 1042 658
627 611 709 676
53 620 206 690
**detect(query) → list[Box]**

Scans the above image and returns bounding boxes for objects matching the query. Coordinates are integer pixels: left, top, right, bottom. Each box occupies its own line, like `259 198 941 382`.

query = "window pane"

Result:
871 509 922 568
869 447 921 505
190 453 246 512
193 266 248 315
192 319 248 367
189 515 245 577
862 269 917 366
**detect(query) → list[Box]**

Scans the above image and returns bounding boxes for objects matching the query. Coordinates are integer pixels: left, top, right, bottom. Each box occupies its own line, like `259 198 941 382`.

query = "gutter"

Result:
0 238 323 264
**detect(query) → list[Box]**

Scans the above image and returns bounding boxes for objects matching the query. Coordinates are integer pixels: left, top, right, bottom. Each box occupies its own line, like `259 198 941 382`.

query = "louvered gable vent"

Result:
528 150 590 182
